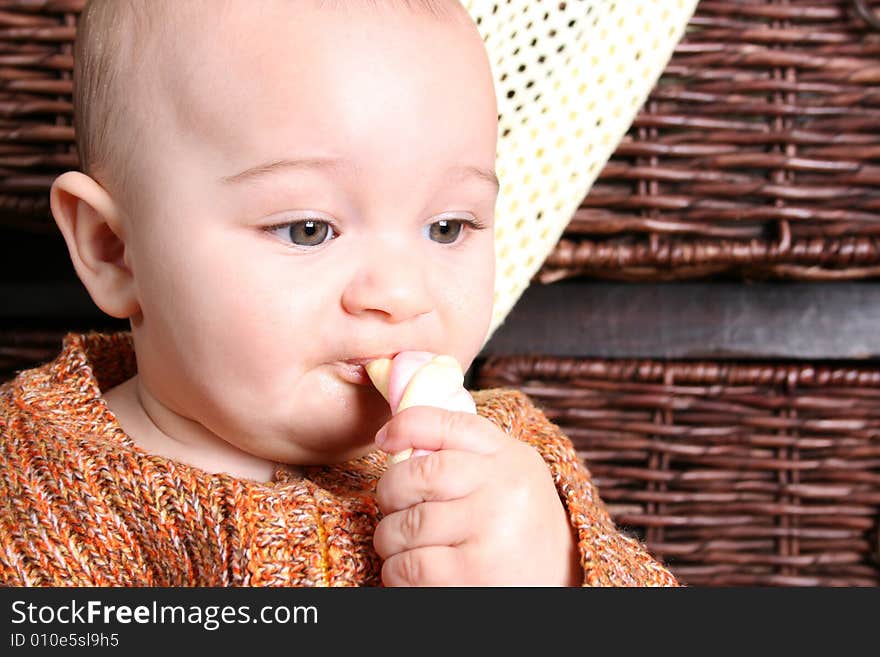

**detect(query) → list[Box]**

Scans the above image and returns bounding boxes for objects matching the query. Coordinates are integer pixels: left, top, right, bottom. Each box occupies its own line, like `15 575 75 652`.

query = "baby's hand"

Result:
366 351 580 586
372 406 580 586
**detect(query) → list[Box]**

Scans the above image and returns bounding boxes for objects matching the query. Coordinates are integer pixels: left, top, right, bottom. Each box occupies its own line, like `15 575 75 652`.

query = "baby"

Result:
0 0 678 586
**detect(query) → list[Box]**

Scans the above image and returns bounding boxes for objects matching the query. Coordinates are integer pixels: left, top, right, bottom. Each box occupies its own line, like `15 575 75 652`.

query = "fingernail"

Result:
375 425 388 446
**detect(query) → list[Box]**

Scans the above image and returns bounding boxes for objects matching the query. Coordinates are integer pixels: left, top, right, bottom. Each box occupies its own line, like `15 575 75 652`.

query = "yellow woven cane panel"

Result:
461 0 699 346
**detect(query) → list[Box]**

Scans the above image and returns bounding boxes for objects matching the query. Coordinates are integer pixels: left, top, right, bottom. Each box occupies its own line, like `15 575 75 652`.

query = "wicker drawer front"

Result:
475 355 880 586
541 0 880 283
0 1 81 228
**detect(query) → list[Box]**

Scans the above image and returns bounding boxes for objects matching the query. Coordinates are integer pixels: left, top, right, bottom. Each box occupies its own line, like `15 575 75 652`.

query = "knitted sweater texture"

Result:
0 332 678 586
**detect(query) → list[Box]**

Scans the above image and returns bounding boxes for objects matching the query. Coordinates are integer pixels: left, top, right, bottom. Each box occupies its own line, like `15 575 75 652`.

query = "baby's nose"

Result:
341 249 433 320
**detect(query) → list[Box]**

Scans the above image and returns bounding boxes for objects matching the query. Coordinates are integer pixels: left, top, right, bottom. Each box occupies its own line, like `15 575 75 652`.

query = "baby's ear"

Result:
49 171 140 320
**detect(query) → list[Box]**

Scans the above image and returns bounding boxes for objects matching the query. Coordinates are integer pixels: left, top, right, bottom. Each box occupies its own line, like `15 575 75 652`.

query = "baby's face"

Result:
120 2 498 465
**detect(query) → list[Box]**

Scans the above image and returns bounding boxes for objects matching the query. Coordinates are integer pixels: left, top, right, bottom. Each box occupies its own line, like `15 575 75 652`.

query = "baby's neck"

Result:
102 376 300 483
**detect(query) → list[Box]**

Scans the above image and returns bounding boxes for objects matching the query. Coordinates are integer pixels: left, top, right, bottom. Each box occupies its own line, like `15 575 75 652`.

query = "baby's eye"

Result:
267 219 336 248
425 218 487 245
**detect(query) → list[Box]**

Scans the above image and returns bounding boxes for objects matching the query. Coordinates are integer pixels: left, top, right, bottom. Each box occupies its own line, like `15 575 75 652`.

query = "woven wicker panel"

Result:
0 0 81 230
475 355 880 586
539 0 880 283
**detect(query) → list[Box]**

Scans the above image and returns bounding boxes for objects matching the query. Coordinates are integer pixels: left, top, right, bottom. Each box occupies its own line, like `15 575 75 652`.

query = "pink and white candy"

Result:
365 351 476 463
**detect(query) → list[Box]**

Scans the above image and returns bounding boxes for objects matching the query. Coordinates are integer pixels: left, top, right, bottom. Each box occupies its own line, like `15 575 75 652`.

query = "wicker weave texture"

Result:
476 355 880 586
541 0 880 282
0 0 80 228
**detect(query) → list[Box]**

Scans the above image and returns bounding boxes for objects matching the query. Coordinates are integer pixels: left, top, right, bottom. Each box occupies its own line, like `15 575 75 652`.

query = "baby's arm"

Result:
489 389 680 587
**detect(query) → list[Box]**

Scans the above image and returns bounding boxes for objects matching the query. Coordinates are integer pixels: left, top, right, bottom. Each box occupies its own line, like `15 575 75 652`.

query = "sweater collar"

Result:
55 330 138 394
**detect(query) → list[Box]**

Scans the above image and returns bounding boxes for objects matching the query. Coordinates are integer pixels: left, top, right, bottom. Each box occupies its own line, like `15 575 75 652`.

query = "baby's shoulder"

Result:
0 369 95 470
0 376 21 446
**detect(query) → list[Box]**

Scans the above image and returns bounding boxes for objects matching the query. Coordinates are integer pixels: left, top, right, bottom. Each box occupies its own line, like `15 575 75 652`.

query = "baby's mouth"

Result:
333 353 401 386
332 361 371 385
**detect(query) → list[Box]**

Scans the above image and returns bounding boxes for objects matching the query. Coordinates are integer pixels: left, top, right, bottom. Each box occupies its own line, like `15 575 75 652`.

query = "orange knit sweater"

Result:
0 332 678 586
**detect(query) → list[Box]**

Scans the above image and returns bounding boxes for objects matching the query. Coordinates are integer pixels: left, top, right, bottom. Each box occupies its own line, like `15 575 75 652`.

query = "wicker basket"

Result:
0 0 80 231
539 0 880 283
475 354 880 586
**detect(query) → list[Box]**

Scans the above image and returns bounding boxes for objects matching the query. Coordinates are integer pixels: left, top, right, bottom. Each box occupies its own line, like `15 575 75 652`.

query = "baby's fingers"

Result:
375 405 503 457
373 498 472 559
376 449 483 515
381 546 464 587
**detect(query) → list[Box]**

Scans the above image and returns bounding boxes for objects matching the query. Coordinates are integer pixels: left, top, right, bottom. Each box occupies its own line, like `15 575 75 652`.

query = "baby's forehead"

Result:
145 5 486 135
138 2 470 105
135 0 470 54
109 1 494 200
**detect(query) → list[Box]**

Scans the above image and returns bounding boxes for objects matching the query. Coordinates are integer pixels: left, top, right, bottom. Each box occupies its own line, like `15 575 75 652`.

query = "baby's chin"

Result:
273 438 380 468
243 372 392 465
264 411 390 467
217 428 372 469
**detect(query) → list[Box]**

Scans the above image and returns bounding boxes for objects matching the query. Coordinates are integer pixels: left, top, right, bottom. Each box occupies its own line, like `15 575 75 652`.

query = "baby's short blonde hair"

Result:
73 0 166 199
73 0 468 201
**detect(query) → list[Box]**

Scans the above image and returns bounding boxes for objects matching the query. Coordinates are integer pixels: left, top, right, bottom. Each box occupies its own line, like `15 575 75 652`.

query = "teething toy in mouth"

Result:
365 351 476 463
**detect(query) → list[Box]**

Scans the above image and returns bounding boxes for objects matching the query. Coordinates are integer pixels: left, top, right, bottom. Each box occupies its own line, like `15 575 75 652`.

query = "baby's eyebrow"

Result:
219 156 499 193
455 165 500 194
220 157 346 186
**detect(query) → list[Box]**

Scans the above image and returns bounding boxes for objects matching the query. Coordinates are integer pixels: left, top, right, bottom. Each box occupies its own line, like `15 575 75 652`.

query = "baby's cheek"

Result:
458 286 495 359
